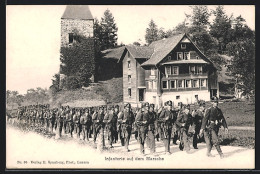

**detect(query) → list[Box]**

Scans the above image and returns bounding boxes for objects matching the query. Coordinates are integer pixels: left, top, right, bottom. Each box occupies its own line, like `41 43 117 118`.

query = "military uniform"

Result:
175 105 192 152
147 104 156 154
93 107 105 150
118 103 135 152
201 99 228 158
191 103 205 149
73 110 81 139
104 107 118 147
158 101 176 154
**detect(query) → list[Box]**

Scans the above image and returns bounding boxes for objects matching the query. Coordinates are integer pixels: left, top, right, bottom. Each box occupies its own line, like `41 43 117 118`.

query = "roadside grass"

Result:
218 129 255 149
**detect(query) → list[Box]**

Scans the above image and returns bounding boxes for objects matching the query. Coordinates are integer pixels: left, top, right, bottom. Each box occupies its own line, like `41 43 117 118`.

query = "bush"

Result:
64 76 81 90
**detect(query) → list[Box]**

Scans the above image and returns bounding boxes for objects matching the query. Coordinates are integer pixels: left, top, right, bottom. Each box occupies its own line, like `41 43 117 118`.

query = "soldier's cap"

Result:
144 102 149 107
166 100 173 106
199 102 206 107
212 96 219 103
150 104 155 108
125 103 131 108
183 104 190 109
114 105 119 109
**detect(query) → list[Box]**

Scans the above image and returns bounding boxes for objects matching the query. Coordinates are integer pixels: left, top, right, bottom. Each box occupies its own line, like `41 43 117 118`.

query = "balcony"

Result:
162 73 208 80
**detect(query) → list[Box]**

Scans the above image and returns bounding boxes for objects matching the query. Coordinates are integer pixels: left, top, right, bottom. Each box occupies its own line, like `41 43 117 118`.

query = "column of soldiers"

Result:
8 97 228 158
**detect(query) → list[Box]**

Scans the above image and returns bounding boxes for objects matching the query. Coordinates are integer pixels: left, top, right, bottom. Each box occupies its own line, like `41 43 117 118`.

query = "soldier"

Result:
92 106 105 150
73 109 81 139
104 106 118 148
147 104 156 154
172 102 182 145
176 104 192 153
135 102 148 155
56 107 65 138
191 102 206 149
158 100 176 155
200 98 228 158
113 105 120 143
49 109 56 133
92 107 99 143
66 108 74 137
118 103 135 152
44 109 50 132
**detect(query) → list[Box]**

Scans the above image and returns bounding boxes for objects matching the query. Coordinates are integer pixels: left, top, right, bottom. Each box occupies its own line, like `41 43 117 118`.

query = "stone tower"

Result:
59 5 95 89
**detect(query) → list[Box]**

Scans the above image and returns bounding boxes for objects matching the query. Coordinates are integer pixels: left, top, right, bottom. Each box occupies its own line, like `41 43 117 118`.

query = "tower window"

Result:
181 43 186 49
128 75 131 83
128 88 132 97
128 61 131 68
69 33 74 43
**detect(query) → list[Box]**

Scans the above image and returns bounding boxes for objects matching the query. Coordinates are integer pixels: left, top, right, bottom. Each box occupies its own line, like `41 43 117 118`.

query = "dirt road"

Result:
6 125 254 169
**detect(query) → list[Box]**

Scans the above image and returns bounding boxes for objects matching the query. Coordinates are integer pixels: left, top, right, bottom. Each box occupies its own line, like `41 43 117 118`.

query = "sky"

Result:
6 5 255 94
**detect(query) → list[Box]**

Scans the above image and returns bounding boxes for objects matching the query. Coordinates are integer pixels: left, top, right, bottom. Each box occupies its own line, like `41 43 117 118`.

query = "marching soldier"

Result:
73 109 81 139
158 100 176 155
104 106 117 148
176 104 192 153
118 103 135 152
200 97 228 158
92 106 105 150
147 104 156 154
80 108 92 141
56 107 65 138
191 102 206 149
66 108 74 137
49 109 56 133
135 102 148 155
172 102 182 145
113 105 120 143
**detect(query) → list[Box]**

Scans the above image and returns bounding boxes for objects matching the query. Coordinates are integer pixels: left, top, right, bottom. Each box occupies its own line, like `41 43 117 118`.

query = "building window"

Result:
127 61 131 68
201 79 207 87
186 80 191 88
176 95 180 99
128 88 131 97
170 80 176 89
151 67 155 76
181 43 186 49
193 79 199 88
177 52 183 60
172 66 179 75
148 81 153 89
128 75 131 83
69 33 74 43
153 81 157 89
165 66 171 75
162 81 168 89
197 65 203 74
184 52 190 60
178 80 184 88
168 55 171 60
190 66 196 74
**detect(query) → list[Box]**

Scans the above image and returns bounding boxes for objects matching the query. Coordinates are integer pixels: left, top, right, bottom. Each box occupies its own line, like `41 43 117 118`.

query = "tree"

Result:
210 5 233 52
226 38 255 97
188 5 210 32
145 19 159 44
49 73 60 95
158 27 167 40
133 42 141 46
99 9 118 50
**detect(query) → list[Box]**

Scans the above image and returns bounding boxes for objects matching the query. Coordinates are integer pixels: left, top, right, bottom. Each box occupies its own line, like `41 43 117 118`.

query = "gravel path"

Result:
6 125 254 169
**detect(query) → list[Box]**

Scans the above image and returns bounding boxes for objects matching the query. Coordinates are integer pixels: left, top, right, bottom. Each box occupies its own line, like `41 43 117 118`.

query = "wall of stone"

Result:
61 19 94 47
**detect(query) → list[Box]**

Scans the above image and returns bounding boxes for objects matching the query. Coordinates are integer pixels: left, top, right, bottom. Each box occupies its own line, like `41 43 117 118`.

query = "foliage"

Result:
187 5 210 30
6 90 24 108
23 87 50 105
49 73 60 95
210 5 233 52
94 10 118 50
133 42 141 46
60 32 95 89
145 19 159 44
226 38 255 95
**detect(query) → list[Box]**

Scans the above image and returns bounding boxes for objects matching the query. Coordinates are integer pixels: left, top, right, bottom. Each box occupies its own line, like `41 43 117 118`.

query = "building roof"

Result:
102 46 125 59
61 5 94 20
161 59 208 65
141 33 185 66
126 45 153 59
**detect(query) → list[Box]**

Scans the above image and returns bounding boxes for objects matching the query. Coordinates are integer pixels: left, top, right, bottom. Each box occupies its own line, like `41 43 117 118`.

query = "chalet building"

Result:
118 33 219 107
